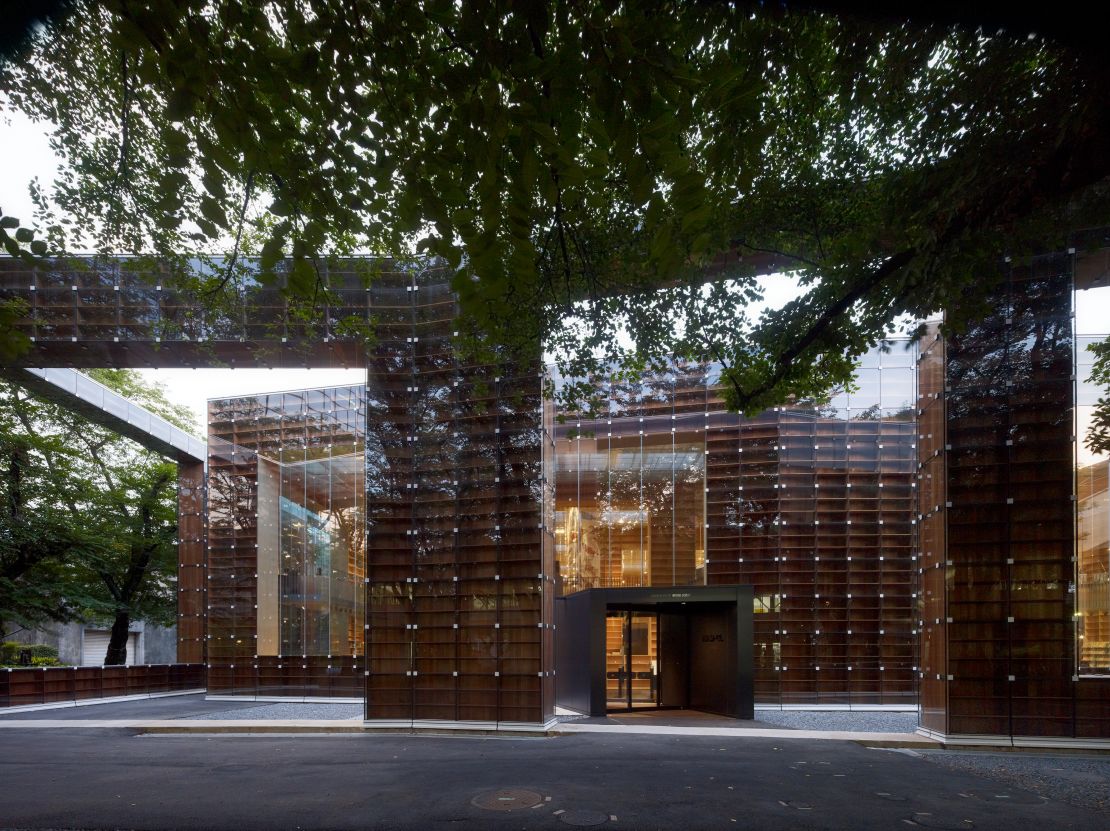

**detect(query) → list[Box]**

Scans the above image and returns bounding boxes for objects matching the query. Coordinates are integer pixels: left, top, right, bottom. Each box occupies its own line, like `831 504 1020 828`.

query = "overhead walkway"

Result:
0 366 204 462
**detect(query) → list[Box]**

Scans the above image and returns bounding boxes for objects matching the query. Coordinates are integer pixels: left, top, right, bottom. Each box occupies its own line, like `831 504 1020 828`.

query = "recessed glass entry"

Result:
556 429 707 595
606 611 660 710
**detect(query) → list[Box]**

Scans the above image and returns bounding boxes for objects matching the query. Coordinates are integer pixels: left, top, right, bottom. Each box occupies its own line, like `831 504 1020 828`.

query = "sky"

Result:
2 110 57 224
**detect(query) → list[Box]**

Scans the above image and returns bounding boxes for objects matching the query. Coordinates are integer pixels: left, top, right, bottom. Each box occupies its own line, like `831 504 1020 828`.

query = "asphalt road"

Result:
0 728 1105 830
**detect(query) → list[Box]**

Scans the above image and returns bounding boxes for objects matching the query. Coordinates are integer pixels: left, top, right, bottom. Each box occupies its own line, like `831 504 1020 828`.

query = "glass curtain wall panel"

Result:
176 461 206 663
935 253 1094 737
916 322 949 733
553 346 918 707
0 256 376 368
207 384 366 698
553 364 709 594
364 265 554 725
1072 243 1110 737
206 404 263 695
1075 265 1110 676
918 243 1110 740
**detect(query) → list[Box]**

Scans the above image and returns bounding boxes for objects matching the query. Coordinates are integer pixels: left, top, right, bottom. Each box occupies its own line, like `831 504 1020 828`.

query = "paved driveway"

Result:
0 727 1105 830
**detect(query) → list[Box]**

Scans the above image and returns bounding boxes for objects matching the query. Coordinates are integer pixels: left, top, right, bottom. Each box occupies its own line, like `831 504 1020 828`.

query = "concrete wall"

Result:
7 620 178 665
141 622 178 663
7 622 83 666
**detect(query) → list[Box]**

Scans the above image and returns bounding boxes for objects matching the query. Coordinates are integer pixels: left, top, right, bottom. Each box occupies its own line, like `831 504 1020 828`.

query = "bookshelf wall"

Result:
363 267 555 724
920 253 1110 739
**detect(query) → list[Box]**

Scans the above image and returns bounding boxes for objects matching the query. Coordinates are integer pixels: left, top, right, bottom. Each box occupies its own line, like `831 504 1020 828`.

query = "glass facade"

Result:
915 322 947 732
1075 266 1110 675
554 365 709 594
176 461 206 664
0 255 380 368
554 347 919 706
944 254 1076 736
362 267 555 724
6 251 1110 734
919 251 1110 739
207 385 366 696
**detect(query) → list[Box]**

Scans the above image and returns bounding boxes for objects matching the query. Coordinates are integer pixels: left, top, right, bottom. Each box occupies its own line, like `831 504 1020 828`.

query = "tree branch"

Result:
206 169 256 298
731 248 916 408
9 391 81 516
733 239 824 270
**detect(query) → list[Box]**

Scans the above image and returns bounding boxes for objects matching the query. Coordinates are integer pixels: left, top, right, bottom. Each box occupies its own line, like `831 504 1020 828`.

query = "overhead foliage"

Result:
0 369 193 662
2 2 1110 417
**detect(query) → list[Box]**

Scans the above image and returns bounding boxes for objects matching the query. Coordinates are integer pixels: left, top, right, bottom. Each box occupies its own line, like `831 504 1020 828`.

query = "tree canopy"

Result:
0 369 194 662
2 2 1109 419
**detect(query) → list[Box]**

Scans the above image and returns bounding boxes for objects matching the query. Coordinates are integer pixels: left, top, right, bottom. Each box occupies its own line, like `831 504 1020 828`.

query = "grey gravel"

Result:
918 750 1110 813
188 703 921 729
754 708 919 733
184 702 363 720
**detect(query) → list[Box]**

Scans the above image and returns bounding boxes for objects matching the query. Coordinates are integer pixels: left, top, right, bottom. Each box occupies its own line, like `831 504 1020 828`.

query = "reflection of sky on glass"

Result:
1076 284 1110 467
139 367 367 436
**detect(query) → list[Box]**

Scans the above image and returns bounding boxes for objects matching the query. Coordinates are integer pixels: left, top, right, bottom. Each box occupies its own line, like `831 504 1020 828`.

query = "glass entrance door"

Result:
605 610 659 711
605 611 628 709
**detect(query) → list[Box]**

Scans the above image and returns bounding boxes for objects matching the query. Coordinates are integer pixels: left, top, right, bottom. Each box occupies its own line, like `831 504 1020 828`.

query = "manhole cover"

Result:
907 813 974 829
558 810 611 826
471 788 544 811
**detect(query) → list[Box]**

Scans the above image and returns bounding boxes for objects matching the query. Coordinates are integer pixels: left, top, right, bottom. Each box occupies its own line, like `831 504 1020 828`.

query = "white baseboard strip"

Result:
915 728 1110 750
204 695 363 704
362 717 560 733
0 688 206 715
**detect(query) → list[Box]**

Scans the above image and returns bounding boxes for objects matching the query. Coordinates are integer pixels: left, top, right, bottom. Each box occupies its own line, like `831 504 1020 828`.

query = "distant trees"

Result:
0 369 196 664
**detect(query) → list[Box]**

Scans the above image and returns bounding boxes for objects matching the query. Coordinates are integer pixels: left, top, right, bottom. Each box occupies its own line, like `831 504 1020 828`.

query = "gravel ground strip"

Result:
190 704 920 730
918 750 1110 813
754 709 920 733
185 702 363 720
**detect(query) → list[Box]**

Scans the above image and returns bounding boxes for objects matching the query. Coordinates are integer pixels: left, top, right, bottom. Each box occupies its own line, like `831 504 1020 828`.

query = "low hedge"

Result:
1 641 60 666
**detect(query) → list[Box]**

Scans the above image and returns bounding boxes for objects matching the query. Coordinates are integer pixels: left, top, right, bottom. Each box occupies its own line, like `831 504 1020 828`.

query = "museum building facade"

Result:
204 343 918 720
1 250 1107 741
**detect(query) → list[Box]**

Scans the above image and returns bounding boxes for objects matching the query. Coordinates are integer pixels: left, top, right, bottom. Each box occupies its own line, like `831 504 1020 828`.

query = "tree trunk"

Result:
104 611 131 665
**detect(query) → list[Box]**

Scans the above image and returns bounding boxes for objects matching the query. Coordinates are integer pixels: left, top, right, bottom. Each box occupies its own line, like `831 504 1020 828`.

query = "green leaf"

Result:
199 196 227 229
260 233 284 269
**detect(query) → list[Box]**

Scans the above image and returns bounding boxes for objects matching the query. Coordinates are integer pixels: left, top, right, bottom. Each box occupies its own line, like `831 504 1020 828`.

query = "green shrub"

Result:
1 641 61 666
